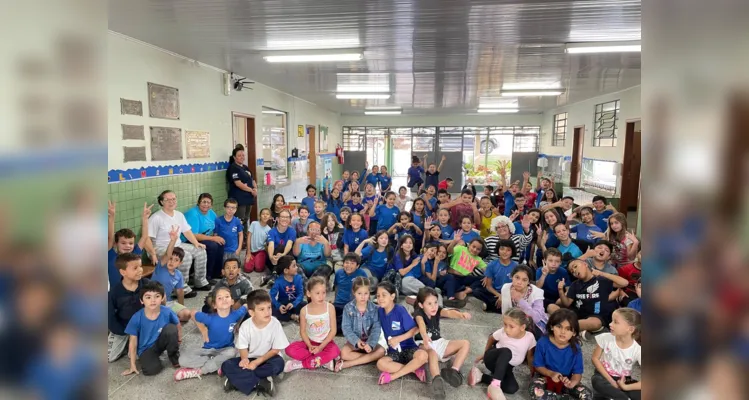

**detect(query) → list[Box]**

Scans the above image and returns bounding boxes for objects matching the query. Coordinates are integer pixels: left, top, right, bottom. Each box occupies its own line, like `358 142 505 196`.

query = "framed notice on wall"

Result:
297 125 304 138
185 130 210 159
319 125 328 152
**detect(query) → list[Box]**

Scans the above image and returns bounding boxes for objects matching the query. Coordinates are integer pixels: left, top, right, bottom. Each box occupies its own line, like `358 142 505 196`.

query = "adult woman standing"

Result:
148 190 211 294
227 146 257 230
184 193 223 281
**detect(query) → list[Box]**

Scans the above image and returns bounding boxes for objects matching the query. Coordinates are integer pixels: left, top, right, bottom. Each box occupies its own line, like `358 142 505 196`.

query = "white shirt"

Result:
492 328 537 366
236 316 289 359
395 195 412 211
595 332 641 377
148 209 191 249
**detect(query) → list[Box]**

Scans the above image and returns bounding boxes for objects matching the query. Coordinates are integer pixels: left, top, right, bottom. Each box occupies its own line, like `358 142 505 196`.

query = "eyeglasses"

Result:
200 200 212 205
163 198 177 202
308 228 321 233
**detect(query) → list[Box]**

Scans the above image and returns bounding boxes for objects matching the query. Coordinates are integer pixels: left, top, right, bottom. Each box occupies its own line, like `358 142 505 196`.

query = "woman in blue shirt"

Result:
184 193 222 280
292 221 332 279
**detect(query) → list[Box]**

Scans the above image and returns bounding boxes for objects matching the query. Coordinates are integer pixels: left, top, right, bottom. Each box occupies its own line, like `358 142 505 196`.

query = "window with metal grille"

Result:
593 100 620 147
552 112 567 146
342 127 365 151
513 134 539 152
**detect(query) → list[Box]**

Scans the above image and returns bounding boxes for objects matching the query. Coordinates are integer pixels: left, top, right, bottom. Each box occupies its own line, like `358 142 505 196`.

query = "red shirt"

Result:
617 263 641 295
438 180 449 190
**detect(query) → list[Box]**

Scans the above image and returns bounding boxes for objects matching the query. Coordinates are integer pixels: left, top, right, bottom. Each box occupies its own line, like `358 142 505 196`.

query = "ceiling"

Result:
109 0 641 115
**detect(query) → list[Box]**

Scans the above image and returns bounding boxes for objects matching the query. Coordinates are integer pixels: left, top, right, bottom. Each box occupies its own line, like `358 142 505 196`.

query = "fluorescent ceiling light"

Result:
477 109 519 113
266 38 360 50
501 82 562 91
336 93 391 99
565 41 641 54
365 110 402 115
500 90 563 97
479 97 518 108
262 110 285 114
336 85 390 93
264 53 362 63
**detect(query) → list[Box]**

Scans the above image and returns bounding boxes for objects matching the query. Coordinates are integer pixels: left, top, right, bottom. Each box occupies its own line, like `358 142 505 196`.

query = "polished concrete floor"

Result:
108 270 607 400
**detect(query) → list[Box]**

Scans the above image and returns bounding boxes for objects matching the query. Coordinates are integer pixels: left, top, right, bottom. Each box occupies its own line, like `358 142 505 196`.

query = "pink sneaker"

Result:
284 359 304 373
467 366 482 387
414 367 426 383
378 372 392 385
487 380 506 400
174 367 201 381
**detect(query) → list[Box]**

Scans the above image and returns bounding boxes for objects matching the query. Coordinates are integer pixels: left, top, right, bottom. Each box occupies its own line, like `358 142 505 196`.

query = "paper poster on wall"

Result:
123 146 147 162
120 99 143 116
297 125 304 138
319 125 328 152
148 82 180 120
150 126 183 161
185 130 210 159
122 124 145 140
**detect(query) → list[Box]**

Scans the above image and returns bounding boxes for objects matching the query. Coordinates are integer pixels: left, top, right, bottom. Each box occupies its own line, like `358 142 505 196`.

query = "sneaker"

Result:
284 359 304 373
467 366 482 387
194 284 212 291
581 330 594 342
260 275 273 287
290 314 299 322
256 376 276 397
223 377 235 392
440 368 463 388
322 360 335 371
405 295 417 306
334 359 344 372
487 380 506 400
184 291 198 299
431 375 446 400
481 302 488 311
217 367 223 377
442 298 466 309
414 367 427 383
174 367 201 381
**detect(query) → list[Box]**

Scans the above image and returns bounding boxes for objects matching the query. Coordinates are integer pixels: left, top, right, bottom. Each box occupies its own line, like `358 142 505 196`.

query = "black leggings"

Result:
481 347 520 394
591 372 641 400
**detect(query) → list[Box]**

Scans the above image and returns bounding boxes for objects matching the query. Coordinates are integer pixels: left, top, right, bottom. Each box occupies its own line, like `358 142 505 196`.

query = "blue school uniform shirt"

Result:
214 215 244 252
628 298 642 313
407 165 424 185
366 172 381 189
379 174 392 192
343 228 369 250
533 335 584 377
107 245 142 289
151 262 184 298
376 204 400 231
325 196 343 218
345 201 364 214
411 213 426 236
536 267 570 303
297 242 326 274
394 225 417 241
571 223 603 245
458 229 480 244
593 209 614 231
484 259 517 291
423 196 439 216
360 245 389 279
125 306 179 356
267 227 296 248
195 308 248 349
503 191 516 215
393 253 420 278
301 196 317 212
379 304 418 352
270 274 305 309
363 194 379 221
424 259 448 275
439 223 455 241
334 268 367 306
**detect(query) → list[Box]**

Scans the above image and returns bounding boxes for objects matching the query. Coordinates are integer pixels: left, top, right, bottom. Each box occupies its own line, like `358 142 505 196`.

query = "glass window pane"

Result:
412 136 434 152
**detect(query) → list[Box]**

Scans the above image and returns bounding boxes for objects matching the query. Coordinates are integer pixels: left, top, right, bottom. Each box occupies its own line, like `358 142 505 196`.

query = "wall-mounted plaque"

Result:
185 130 210 159
122 124 145 140
120 98 143 116
147 82 180 120
150 126 183 161
123 146 147 162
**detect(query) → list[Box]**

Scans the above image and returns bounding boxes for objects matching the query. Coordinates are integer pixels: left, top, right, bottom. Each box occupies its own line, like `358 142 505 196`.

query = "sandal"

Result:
414 367 427 383
378 372 392 385
334 359 344 373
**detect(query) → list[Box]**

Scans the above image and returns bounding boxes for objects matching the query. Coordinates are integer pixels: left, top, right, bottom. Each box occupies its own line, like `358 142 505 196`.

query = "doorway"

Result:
307 126 316 185
570 126 585 187
619 120 642 217
232 112 257 221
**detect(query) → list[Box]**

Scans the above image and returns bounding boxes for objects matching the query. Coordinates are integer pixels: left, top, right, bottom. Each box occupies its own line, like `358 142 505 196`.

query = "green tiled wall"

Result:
108 171 228 234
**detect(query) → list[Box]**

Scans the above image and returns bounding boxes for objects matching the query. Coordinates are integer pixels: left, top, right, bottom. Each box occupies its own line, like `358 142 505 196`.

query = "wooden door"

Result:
308 126 317 185
244 116 258 222
570 126 585 187
620 121 642 214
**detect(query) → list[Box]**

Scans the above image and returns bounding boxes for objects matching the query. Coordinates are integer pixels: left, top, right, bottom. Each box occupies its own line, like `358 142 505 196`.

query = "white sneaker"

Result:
284 359 304 373
467 366 482 387
174 367 201 381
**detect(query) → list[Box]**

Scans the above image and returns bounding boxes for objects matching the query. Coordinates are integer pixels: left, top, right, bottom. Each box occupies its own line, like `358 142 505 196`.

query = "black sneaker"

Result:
184 291 198 299
256 376 276 397
223 377 235 392
431 375 446 400
260 275 275 288
442 298 466 309
440 367 463 388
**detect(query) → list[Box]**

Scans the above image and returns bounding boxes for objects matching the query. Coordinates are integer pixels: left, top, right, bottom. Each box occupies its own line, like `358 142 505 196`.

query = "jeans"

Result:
222 355 284 395
272 302 306 322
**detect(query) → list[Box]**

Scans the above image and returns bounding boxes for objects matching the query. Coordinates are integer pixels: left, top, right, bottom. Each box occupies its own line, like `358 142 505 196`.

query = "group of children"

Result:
107 156 641 400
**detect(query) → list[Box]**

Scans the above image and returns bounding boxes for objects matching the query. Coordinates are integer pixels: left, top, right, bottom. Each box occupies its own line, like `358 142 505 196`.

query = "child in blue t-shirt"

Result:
535 248 570 309
355 231 392 291
378 166 393 195
345 192 365 215
436 208 455 242
407 155 426 192
174 286 248 381
454 216 481 245
471 239 517 312
388 212 423 243
150 226 191 322
554 224 583 269
362 183 380 236
123 281 180 376
215 198 245 260
366 165 381 191
270 256 306 322
342 213 369 254
392 235 423 296
301 185 318 212
375 282 428 385
531 309 592 399
333 253 368 333
569 206 604 246
371 192 400 232
107 200 150 290
322 187 344 219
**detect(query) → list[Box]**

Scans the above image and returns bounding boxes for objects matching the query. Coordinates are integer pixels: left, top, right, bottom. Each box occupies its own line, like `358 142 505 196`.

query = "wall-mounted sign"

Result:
297 125 304 138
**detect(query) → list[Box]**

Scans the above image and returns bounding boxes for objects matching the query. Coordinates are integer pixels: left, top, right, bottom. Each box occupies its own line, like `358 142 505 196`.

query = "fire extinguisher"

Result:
265 172 272 186
335 144 344 164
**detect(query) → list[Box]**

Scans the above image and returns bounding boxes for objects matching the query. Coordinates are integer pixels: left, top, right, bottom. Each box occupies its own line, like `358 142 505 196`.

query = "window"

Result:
342 127 365 151
593 100 620 147
552 112 567 146
513 135 539 152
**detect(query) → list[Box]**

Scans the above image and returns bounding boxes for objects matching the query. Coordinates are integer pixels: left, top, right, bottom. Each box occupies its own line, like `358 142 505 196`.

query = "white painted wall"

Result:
107 32 341 170
539 86 641 162
340 113 544 127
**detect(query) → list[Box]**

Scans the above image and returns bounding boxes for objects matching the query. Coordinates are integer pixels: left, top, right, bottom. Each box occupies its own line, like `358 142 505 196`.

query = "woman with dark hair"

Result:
227 145 256 231
184 193 223 280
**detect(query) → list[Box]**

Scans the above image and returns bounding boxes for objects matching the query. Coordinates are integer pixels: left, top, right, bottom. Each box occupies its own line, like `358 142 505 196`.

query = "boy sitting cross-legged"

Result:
270 256 306 322
122 281 181 376
108 252 149 363
151 225 193 323
221 290 289 396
